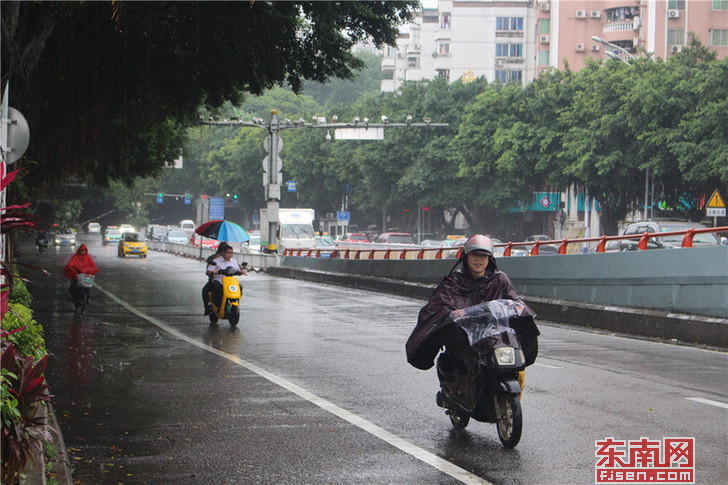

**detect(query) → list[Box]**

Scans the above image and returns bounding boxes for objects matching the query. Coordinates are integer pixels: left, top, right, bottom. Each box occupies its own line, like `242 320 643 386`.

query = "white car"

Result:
119 224 135 234
164 229 189 244
87 222 101 234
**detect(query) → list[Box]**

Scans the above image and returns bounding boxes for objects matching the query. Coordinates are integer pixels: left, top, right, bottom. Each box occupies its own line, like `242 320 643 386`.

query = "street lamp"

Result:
591 36 637 65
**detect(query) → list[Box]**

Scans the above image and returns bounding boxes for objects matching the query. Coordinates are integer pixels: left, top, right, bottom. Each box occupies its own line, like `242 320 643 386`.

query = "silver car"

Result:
619 220 719 250
53 228 76 246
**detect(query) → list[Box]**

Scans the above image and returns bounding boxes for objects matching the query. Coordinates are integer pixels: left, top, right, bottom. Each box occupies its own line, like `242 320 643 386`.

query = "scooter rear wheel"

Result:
496 393 522 448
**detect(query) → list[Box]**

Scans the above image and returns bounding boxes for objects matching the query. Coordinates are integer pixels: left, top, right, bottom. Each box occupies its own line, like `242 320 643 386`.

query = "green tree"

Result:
1 1 417 190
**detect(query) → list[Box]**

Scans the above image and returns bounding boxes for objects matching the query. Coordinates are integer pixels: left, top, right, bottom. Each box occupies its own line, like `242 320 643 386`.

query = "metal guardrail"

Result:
282 227 728 259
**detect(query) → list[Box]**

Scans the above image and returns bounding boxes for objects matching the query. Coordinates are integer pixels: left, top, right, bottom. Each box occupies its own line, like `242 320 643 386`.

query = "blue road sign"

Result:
156 195 163 204
209 198 225 220
287 181 297 192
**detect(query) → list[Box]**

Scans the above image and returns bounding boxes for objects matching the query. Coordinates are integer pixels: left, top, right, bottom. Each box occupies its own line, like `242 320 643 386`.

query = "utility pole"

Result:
202 112 447 253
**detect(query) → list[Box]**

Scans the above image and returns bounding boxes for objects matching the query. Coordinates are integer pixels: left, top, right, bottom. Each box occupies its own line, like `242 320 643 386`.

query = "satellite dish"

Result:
4 107 30 164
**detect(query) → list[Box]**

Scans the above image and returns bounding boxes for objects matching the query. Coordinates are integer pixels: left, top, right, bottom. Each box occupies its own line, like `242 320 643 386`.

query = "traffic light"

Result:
233 194 238 199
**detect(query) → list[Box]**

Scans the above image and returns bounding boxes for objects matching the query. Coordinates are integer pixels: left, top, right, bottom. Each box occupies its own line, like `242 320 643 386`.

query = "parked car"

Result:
87 222 101 234
190 234 219 249
164 229 189 245
118 232 148 258
119 224 135 234
525 234 558 255
53 228 77 246
314 235 336 257
103 227 122 245
244 231 261 254
618 220 719 250
340 233 371 243
147 224 168 241
375 232 414 244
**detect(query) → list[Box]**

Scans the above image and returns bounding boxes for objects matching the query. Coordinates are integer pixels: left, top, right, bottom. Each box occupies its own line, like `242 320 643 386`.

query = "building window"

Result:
436 69 450 81
385 46 397 57
496 44 523 57
711 29 728 45
423 13 438 23
437 42 450 55
538 50 550 65
668 0 686 9
440 12 451 29
539 19 551 34
382 69 394 80
667 29 685 45
496 17 524 32
712 0 728 9
495 70 523 84
407 56 420 68
605 7 639 22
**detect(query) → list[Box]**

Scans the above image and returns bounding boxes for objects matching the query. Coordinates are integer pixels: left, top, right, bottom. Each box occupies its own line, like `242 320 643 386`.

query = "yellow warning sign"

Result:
707 190 725 208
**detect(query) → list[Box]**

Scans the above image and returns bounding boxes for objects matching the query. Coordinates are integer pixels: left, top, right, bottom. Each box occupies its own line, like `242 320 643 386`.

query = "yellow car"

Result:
118 232 148 258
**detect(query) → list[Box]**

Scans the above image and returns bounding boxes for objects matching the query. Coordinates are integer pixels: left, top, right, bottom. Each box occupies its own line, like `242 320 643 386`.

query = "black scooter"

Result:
434 300 528 448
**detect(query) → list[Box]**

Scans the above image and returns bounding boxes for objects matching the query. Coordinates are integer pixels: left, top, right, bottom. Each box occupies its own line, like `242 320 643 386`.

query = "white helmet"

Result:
463 235 494 256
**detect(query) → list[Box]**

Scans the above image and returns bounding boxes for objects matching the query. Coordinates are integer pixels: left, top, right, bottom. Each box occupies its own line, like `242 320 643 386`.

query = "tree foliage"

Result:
1 1 417 189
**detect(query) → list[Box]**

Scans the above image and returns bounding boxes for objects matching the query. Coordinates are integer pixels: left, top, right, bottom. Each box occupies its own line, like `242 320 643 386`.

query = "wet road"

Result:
23 235 728 484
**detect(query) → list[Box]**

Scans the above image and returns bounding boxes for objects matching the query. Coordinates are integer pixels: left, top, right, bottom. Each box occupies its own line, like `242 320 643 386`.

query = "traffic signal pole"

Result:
202 112 446 254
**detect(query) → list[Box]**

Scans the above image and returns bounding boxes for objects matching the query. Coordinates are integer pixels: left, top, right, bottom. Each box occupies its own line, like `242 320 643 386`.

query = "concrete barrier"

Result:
271 246 728 348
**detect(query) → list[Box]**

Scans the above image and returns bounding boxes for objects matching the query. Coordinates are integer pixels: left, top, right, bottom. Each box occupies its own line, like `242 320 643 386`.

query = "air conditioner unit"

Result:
590 10 602 18
591 44 601 52
495 59 505 67
671 45 683 53
539 34 550 43
540 1 550 12
668 9 680 19
576 43 586 51
576 10 587 18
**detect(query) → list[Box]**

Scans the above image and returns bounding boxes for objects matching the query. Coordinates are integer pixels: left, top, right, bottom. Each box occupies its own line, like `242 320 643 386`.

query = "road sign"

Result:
209 197 225 220
540 195 551 209
707 207 726 217
156 195 163 204
706 190 725 208
337 211 350 226
287 181 297 192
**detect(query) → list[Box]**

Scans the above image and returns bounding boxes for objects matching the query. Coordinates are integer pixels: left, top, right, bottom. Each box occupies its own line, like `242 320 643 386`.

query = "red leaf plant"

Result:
1 331 54 484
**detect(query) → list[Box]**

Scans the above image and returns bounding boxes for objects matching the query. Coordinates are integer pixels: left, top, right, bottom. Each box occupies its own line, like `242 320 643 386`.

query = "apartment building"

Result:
381 0 537 92
537 0 728 72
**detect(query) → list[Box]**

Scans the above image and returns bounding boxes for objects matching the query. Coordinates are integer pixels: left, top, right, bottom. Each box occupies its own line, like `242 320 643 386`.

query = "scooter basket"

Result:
77 274 95 288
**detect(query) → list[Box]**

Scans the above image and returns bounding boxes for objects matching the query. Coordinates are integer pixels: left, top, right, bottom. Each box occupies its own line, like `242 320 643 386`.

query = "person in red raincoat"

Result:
64 244 99 300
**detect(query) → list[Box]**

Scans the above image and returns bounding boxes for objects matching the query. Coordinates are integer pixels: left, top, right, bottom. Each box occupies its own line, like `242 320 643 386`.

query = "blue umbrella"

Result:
195 220 250 242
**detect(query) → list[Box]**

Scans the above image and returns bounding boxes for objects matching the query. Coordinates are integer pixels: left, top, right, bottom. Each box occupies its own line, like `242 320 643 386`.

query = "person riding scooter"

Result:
202 243 227 315
205 242 246 312
406 234 540 385
35 231 48 252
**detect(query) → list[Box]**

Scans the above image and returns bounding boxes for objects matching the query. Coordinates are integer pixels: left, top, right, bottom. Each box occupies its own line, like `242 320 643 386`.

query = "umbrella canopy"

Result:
194 220 250 242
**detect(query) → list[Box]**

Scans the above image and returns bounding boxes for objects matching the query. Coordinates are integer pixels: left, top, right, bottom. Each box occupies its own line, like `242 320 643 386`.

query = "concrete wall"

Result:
278 246 728 319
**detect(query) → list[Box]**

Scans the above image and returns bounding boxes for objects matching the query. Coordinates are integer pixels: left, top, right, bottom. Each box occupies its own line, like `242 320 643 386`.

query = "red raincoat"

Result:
63 244 99 281
406 266 540 371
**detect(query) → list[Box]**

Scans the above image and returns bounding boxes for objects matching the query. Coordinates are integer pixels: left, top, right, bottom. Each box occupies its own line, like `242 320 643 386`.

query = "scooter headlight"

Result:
228 284 238 293
494 347 516 366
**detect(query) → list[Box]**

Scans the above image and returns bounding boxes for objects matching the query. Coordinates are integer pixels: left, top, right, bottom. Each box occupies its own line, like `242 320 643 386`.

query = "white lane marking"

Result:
533 362 564 369
685 397 728 409
95 284 493 485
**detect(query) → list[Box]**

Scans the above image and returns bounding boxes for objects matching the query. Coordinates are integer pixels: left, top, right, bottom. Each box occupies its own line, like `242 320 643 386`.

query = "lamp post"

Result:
591 36 637 65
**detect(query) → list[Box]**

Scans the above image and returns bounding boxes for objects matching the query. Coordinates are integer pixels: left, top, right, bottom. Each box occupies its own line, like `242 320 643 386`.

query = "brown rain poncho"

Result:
406 265 540 370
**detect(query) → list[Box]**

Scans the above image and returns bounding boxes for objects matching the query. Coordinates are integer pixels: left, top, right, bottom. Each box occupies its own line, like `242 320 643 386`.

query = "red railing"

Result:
281 227 727 259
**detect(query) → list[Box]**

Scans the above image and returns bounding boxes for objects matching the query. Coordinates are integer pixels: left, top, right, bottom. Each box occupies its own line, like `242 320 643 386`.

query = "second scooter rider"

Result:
205 242 246 313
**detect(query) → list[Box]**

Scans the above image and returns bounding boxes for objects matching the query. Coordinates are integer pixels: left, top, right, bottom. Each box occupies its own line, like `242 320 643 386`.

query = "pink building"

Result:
537 0 728 72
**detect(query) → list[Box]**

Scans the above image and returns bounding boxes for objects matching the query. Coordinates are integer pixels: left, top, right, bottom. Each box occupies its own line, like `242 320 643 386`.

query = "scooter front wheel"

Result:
228 306 240 327
496 393 522 448
209 312 219 325
449 410 470 429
